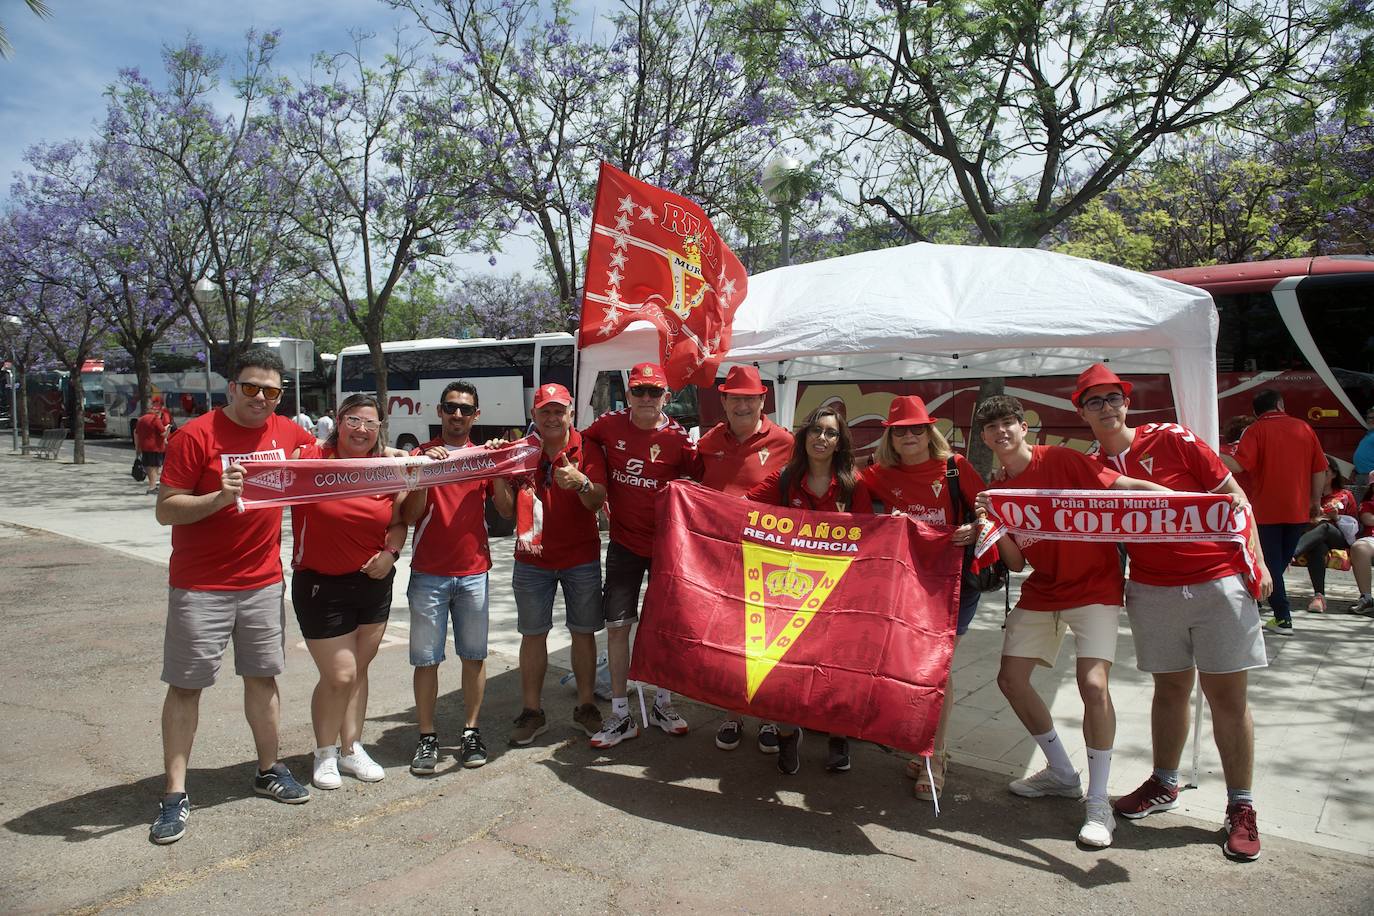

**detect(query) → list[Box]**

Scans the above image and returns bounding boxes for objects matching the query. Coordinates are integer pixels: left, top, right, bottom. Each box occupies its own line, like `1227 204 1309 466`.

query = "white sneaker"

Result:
1079 799 1116 847
590 712 640 748
648 703 689 735
312 746 341 790
338 742 385 782
1009 766 1083 798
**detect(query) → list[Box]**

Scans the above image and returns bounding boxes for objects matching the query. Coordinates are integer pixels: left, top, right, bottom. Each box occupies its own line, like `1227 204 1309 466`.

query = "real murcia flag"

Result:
577 162 748 389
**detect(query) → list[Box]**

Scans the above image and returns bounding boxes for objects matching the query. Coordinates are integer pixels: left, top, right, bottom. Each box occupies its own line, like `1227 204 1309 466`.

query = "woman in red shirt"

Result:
1296 457 1359 613
747 405 871 775
290 394 409 790
859 396 985 802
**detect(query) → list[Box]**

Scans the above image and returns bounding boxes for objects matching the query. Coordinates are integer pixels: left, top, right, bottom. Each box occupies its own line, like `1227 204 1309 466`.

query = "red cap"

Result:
532 383 573 409
882 395 935 426
718 365 766 396
629 363 668 388
1071 363 1133 406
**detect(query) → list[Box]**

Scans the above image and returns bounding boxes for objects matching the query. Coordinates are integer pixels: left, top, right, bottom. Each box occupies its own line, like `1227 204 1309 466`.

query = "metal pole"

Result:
779 206 792 268
8 345 17 453
204 345 212 413
295 342 303 418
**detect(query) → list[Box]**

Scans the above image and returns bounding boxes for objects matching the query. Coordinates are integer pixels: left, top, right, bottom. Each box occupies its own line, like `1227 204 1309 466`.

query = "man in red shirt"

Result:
975 394 1163 849
1221 389 1326 636
491 383 609 745
1075 363 1270 861
693 365 793 754
134 396 171 494
403 381 494 775
582 362 698 748
151 348 317 844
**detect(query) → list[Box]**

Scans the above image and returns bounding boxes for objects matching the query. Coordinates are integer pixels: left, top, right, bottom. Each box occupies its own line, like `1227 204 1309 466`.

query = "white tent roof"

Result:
576 242 1220 445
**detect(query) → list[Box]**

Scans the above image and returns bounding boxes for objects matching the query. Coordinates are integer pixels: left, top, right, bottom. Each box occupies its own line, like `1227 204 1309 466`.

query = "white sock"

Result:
1086 746 1113 803
612 696 629 717
314 745 337 759
1033 729 1074 776
655 688 672 707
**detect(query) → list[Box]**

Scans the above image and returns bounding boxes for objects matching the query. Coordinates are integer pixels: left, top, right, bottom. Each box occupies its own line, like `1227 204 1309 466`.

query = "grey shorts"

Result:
1124 574 1268 675
161 582 287 689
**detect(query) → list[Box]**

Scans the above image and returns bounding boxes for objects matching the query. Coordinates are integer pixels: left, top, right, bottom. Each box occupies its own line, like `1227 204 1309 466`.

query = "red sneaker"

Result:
1112 774 1180 819
1224 802 1262 861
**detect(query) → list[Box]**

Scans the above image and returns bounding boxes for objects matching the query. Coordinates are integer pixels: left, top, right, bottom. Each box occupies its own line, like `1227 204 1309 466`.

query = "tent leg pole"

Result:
1186 669 1204 789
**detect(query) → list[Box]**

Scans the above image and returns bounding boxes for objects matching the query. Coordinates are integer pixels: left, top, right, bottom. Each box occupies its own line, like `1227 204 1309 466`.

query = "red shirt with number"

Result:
517 428 606 570
1231 411 1327 524
1093 422 1248 587
745 467 874 513
860 455 984 525
409 438 493 577
161 409 315 591
291 446 398 576
1002 445 1123 611
695 418 793 496
583 409 696 558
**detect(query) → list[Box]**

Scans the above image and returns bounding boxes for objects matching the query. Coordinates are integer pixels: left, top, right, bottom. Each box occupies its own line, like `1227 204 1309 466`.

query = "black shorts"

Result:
140 451 164 468
291 568 394 639
602 540 652 629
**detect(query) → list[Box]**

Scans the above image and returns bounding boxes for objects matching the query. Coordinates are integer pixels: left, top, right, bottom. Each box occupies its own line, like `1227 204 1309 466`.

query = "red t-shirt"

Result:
1001 445 1123 611
161 409 315 591
745 467 874 513
517 428 606 570
1231 411 1326 524
291 447 398 575
1359 500 1374 540
134 412 168 452
695 418 794 496
583 409 697 558
1094 422 1246 586
860 454 985 525
1322 488 1357 519
408 438 493 577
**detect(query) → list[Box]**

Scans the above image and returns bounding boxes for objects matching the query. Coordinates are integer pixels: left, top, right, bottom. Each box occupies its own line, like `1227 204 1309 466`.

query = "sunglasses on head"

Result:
235 381 282 400
440 401 477 416
629 386 665 398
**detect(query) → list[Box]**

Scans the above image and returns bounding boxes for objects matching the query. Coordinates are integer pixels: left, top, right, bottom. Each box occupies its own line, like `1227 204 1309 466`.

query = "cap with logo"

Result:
533 383 573 409
882 395 935 426
629 363 668 388
717 365 767 396
1071 363 1134 406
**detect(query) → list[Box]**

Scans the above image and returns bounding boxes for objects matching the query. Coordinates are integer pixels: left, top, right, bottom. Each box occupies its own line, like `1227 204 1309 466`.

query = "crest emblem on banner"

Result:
740 545 855 701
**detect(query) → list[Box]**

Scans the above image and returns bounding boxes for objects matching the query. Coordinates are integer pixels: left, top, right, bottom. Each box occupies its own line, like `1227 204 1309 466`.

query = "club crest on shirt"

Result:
758 447 769 466
930 481 943 498
616 439 627 450
649 444 661 463
1139 454 1155 476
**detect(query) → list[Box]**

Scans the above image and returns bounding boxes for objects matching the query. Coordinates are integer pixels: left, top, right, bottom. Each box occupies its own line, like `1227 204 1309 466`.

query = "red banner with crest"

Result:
628 482 961 755
578 162 748 389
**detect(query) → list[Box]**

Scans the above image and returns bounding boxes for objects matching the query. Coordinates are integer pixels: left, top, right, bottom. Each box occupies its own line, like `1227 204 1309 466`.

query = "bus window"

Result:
1214 293 1305 373
1297 283 1374 413
592 371 627 415
538 343 575 390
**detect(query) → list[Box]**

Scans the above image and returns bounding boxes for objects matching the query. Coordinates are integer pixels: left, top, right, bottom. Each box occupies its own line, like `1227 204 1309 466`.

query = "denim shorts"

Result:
955 584 981 636
407 571 489 665
513 560 604 635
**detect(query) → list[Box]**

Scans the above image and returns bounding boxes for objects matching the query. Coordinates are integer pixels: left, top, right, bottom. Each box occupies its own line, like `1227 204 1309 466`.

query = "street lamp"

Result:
3 315 20 453
192 277 218 412
761 154 805 268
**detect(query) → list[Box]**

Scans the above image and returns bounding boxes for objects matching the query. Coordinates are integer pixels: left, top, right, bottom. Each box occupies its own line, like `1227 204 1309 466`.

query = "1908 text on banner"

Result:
629 481 961 756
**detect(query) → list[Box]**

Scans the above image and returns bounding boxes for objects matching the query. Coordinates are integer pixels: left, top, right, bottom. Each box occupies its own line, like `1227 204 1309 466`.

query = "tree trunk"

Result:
965 377 1006 481
369 340 390 446
69 371 86 465
134 343 154 417
17 365 30 453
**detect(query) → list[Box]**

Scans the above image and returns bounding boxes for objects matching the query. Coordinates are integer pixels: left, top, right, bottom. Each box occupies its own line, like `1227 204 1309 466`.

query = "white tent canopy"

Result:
576 242 1220 446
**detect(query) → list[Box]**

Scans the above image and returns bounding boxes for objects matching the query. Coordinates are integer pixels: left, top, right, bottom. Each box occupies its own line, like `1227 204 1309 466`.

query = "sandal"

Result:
914 751 949 800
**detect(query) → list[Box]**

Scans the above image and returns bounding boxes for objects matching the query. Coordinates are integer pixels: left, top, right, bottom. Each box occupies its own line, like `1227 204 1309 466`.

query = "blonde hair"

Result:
874 422 952 468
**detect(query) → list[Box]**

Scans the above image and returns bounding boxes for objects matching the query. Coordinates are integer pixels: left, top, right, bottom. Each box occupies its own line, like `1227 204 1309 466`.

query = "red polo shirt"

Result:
584 409 697 558
695 418 794 496
291 446 398 575
409 438 493 577
1231 411 1326 524
517 428 606 570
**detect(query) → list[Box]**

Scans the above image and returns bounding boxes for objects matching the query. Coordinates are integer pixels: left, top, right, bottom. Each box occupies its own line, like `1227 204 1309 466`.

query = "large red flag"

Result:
629 482 961 755
578 162 748 389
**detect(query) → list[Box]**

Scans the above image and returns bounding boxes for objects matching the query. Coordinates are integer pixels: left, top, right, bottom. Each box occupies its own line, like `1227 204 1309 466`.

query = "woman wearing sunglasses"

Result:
290 393 410 789
860 396 986 802
745 405 872 775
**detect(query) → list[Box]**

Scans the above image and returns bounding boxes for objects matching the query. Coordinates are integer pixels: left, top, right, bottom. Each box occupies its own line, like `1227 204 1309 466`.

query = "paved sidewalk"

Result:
1 447 1371 913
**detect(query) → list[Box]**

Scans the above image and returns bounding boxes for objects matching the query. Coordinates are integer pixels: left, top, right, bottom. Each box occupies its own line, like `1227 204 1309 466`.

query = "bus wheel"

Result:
396 434 419 453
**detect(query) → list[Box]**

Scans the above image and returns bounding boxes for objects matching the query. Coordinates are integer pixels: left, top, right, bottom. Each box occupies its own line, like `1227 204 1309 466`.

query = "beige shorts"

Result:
161 582 286 689
1002 604 1121 668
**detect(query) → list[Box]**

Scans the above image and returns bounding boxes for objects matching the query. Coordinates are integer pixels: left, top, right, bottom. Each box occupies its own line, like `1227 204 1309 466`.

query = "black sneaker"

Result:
826 736 851 772
149 793 189 845
757 723 780 754
778 728 803 775
410 734 439 775
253 763 311 804
715 719 743 751
461 727 488 768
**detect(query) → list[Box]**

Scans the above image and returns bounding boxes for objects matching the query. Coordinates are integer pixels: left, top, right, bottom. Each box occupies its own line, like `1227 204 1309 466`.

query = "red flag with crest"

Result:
578 162 747 389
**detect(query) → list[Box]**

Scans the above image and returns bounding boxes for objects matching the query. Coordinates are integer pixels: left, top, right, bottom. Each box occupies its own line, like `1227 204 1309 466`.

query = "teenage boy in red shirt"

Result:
693 365 793 754
1075 363 1270 861
151 348 317 844
582 363 698 748
974 394 1163 849
491 383 609 744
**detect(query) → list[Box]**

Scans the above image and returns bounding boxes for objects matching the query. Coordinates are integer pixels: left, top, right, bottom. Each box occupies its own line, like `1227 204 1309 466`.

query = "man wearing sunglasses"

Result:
401 381 494 775
150 348 318 844
582 362 698 748
1074 363 1270 861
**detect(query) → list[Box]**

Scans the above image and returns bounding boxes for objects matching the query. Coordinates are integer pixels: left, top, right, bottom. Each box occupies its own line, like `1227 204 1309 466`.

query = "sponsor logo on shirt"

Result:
616 439 627 450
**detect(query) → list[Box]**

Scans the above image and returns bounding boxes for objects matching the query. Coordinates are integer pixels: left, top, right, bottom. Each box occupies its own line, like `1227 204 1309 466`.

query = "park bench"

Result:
33 428 67 460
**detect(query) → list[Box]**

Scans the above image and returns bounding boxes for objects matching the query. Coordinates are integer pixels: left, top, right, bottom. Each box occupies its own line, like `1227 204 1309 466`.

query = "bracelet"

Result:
386 547 400 559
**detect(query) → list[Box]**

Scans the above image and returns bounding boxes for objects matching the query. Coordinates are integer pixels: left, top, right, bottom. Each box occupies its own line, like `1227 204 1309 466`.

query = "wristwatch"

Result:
578 476 593 494
386 547 400 559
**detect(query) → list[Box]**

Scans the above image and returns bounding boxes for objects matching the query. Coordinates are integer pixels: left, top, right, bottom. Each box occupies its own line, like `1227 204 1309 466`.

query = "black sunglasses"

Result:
440 402 477 416
629 386 665 398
